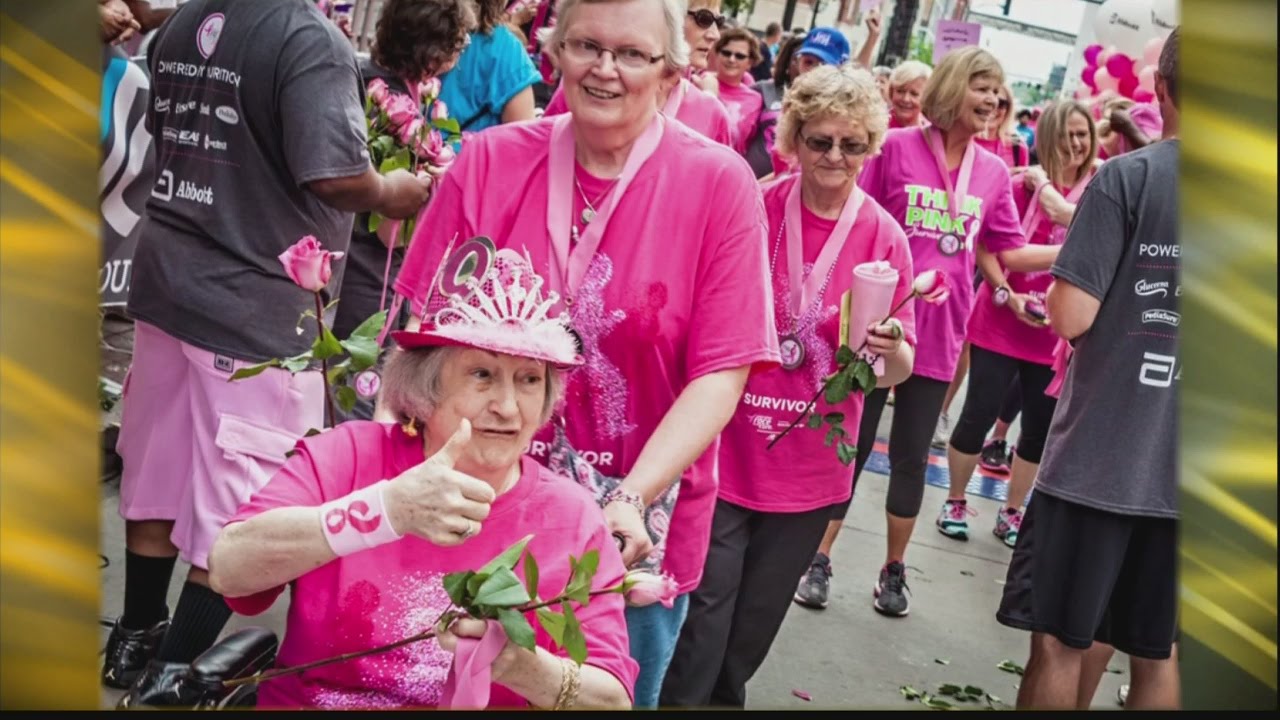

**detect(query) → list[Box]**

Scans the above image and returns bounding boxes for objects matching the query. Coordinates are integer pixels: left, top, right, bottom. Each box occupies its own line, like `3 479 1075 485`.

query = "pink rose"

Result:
430 99 450 122
912 269 950 304
397 117 425 147
415 128 444 161
419 77 441 103
433 143 456 168
366 77 389 107
278 235 344 292
383 93 420 130
622 570 678 609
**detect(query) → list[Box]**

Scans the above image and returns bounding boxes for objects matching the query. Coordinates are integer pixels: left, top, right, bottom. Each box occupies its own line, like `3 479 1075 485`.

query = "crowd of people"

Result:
98 0 1181 711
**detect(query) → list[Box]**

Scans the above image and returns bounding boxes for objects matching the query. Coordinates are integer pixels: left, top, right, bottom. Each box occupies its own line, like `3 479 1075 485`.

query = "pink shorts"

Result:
116 322 323 569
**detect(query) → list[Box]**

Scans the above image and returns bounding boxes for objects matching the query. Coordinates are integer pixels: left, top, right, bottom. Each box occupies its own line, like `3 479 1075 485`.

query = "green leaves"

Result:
823 368 855 405
478 534 533 576
497 608 536 652
563 551 599 606
473 567 531 608
560 602 587 666
378 147 412 174
443 571 473 607
340 310 387 372
900 686 923 700
997 659 1025 676
523 552 540 601
230 359 281 380
851 359 877 394
835 441 858 466
536 608 566 646
311 323 343 362
806 413 823 429
431 116 461 138
835 344 855 366
335 384 358 413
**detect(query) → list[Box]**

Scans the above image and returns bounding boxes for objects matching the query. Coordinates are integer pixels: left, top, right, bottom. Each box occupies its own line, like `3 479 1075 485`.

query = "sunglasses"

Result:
997 98 1010 110
799 132 870 158
718 49 749 61
687 9 727 30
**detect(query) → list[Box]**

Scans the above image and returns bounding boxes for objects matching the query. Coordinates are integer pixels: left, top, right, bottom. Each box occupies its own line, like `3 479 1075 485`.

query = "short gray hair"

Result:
889 59 932 90
378 346 564 428
539 0 690 74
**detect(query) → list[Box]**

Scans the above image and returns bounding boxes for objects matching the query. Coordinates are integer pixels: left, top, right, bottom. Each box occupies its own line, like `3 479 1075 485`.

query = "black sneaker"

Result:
979 439 1011 474
117 660 203 709
793 553 832 609
102 617 169 689
873 561 911 617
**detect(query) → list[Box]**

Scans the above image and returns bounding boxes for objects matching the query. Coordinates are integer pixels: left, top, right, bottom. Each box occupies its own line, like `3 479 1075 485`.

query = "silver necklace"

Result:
768 215 839 371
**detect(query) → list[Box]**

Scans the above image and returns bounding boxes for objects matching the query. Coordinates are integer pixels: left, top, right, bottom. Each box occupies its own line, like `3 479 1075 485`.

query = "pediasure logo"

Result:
1142 309 1180 327
197 13 225 59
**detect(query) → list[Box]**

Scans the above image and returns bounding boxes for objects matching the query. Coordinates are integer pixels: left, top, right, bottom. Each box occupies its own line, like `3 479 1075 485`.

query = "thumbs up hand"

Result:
384 419 498 546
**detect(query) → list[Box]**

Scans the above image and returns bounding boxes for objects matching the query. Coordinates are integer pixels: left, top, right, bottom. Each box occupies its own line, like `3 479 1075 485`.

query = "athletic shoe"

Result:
794 553 832 609
993 507 1023 548
102 617 169 689
936 498 976 540
979 438 1011 474
931 413 950 448
873 561 911 617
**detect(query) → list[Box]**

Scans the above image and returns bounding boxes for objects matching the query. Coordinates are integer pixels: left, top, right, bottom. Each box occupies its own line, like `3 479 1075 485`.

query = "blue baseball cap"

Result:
798 27 851 66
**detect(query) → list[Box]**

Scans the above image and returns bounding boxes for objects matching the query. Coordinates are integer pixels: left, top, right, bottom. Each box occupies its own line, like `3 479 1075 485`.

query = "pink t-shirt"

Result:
716 78 763 156
967 173 1089 366
718 176 917 513
392 117 780 594
224 422 637 709
543 80 733 147
1100 102 1164 159
857 127 1026 382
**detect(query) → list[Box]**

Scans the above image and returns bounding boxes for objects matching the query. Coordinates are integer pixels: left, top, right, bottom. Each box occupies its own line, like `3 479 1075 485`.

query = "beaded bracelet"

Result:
553 657 581 710
601 487 646 519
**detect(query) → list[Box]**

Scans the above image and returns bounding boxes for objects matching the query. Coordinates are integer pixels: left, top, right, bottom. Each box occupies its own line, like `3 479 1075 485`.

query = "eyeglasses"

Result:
798 131 870 158
687 9 727 30
718 49 749 61
560 38 664 70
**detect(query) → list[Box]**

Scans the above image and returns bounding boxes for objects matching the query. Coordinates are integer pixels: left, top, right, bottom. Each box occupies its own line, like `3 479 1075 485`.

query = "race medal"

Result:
581 207 596 225
354 369 381 399
779 334 806 371
937 232 961 256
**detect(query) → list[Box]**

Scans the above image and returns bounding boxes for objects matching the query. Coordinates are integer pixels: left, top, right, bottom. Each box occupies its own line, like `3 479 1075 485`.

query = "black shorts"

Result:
996 491 1178 660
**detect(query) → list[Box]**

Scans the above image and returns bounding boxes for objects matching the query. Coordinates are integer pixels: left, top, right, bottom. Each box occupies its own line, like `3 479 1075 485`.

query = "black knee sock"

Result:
155 581 233 664
121 550 177 630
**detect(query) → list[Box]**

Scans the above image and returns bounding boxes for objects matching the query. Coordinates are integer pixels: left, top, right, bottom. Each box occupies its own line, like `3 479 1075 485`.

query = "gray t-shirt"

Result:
127 0 369 362
1036 140 1180 519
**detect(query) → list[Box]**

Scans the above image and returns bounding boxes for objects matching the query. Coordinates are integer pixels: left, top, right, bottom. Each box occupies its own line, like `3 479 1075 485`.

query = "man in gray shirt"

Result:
105 0 432 702
996 29 1181 710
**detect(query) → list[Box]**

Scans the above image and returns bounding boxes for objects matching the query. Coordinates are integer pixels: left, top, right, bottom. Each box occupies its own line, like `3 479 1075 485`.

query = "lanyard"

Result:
921 126 977 240
545 113 664 305
780 178 864 322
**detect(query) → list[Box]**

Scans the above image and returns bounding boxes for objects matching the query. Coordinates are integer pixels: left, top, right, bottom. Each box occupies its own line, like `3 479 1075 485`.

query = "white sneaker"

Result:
931 413 950 448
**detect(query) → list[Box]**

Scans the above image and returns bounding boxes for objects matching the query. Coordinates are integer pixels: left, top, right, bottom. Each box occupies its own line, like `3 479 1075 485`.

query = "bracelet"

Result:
553 657 581 710
318 480 404 557
601 488 647 518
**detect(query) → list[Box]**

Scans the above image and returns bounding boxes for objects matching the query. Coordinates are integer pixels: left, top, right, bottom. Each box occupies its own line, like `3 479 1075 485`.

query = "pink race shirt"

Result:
858 127 1026 382
544 79 733 147
716 78 763 155
967 171 1093 366
718 176 917 513
224 422 637 709
393 117 779 594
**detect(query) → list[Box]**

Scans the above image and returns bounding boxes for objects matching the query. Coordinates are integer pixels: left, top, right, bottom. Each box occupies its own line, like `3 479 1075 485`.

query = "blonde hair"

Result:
920 46 1005 131
888 60 931 91
990 82 1017 141
775 64 889 159
379 346 564 428
1036 101 1097 186
539 0 690 73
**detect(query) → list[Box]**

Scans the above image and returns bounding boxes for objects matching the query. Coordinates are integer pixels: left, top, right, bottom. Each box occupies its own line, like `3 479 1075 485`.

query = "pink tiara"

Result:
392 239 583 368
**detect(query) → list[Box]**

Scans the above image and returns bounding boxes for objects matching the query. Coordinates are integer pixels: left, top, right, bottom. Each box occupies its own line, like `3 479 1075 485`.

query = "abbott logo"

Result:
1139 352 1179 388
151 169 174 201
214 105 239 124
154 97 170 113
204 135 228 151
175 180 214 205
1141 309 1180 327
1135 279 1170 298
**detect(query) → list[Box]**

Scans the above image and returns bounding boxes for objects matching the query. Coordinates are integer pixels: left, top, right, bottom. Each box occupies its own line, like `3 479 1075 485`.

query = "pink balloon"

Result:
1106 53 1135 80
1096 45 1117 71
1119 74 1139 97
1075 86 1093 100
1133 89 1156 103
1143 36 1165 68
1138 65 1157 93
1084 43 1104 65
1081 65 1098 88
1094 67 1119 94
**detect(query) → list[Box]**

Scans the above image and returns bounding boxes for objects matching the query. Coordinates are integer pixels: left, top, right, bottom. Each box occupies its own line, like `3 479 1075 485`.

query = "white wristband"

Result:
319 480 404 558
